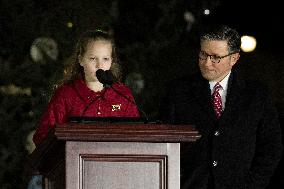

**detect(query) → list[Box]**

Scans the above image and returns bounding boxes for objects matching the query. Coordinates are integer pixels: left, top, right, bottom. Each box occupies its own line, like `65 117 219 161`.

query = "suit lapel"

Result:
219 71 244 127
191 75 217 124
190 71 245 128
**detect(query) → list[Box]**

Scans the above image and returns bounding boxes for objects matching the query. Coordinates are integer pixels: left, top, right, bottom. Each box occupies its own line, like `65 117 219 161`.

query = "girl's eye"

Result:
89 57 111 62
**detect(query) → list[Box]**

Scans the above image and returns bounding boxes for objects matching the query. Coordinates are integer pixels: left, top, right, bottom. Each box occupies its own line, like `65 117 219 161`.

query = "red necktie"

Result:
212 83 223 118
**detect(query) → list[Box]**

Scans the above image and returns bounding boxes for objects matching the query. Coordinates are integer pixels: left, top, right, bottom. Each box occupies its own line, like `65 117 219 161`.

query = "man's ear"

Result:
230 53 240 66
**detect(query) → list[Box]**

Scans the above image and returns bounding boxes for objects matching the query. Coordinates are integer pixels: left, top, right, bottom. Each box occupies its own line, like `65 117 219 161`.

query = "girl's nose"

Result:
96 60 102 68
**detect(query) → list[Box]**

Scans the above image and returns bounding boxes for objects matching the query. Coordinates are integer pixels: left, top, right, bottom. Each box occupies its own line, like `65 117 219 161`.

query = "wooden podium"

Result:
29 122 200 189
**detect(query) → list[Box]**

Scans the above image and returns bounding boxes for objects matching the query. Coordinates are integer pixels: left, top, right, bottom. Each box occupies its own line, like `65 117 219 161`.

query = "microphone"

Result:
95 69 150 123
96 69 114 87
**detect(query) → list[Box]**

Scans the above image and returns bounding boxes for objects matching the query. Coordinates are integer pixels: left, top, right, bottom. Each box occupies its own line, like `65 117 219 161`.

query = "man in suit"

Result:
160 25 282 189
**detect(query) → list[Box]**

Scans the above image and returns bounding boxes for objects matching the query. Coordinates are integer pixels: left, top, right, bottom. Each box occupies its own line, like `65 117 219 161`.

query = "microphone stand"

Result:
96 69 151 123
109 85 150 123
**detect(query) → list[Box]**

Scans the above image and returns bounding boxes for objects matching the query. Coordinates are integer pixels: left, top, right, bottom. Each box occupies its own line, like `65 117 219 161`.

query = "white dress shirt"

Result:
209 71 231 110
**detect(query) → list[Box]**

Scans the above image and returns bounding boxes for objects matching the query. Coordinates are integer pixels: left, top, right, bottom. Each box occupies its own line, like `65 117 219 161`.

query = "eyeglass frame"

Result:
198 50 238 64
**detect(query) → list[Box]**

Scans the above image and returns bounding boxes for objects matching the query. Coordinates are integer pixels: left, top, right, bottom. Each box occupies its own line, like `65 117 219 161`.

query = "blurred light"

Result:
67 22 73 28
26 130 36 154
28 111 34 117
241 35 257 52
204 9 210 15
30 37 58 63
125 72 144 95
184 11 195 23
184 11 195 32
0 84 31 95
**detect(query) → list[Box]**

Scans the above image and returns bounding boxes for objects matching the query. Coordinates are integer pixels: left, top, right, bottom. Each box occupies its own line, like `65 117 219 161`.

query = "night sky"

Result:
209 0 283 52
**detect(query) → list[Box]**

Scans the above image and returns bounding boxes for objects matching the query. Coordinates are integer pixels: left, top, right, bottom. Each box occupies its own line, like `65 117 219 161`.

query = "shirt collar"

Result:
209 71 231 91
73 79 106 102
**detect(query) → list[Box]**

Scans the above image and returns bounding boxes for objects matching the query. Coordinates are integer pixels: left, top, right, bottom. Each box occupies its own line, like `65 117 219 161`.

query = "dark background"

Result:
0 0 283 188
213 0 283 52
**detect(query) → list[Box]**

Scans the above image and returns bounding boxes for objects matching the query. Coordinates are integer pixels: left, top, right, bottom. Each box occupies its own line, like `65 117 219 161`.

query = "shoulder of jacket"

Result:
52 82 77 97
112 82 130 91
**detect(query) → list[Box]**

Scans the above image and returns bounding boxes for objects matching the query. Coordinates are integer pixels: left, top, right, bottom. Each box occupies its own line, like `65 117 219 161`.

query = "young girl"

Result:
33 30 140 146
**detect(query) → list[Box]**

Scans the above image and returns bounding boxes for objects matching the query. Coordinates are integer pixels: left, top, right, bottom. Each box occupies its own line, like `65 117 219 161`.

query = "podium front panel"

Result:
66 142 180 189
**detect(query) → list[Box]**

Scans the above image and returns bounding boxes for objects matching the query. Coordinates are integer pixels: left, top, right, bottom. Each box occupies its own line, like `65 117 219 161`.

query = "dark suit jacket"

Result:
160 70 283 189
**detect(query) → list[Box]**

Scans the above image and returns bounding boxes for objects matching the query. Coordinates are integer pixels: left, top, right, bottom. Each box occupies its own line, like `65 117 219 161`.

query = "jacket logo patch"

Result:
111 104 121 111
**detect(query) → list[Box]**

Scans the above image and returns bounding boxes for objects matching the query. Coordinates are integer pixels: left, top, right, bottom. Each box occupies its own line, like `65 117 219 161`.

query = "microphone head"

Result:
96 69 114 85
96 69 106 83
105 70 114 84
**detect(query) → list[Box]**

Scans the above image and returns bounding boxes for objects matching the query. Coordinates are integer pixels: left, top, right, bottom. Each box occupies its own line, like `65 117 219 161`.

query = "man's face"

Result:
198 40 239 82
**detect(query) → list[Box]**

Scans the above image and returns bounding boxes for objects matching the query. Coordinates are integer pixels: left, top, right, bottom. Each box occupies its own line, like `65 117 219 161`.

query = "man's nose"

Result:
204 56 213 66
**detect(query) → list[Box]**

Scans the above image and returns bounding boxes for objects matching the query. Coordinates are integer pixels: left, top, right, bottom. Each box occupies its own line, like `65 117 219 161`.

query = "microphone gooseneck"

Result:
80 95 102 117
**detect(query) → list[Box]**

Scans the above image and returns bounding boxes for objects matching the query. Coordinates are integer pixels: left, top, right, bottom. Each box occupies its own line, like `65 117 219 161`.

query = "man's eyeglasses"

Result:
199 51 236 64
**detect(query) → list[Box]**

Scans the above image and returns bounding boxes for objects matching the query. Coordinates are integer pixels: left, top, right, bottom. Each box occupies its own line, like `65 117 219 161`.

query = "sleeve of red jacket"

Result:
33 88 68 147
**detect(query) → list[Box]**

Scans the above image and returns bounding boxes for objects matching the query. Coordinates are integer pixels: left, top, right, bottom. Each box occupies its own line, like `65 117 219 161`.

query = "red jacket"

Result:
33 79 140 146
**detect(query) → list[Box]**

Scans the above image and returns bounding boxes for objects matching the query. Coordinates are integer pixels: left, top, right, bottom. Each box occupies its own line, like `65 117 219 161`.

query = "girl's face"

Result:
79 39 113 82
